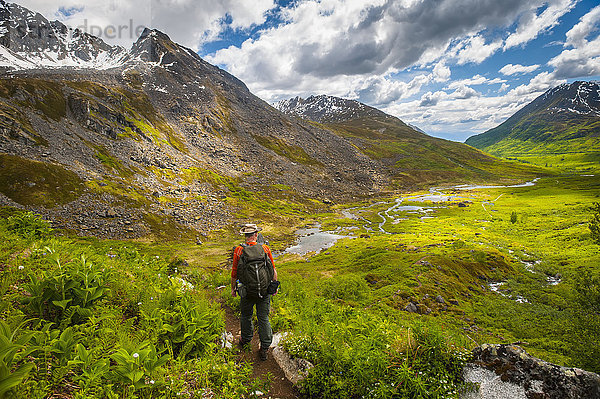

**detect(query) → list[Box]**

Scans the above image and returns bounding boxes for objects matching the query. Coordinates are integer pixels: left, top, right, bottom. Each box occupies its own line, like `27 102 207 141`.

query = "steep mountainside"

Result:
465 81 600 160
275 95 538 189
0 2 539 239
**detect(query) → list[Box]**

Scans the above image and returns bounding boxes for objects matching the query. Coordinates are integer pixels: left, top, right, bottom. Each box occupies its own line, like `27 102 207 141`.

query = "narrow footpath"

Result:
222 304 300 399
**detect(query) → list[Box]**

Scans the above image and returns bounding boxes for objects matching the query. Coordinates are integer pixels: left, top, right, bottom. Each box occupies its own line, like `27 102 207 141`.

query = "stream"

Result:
284 179 540 256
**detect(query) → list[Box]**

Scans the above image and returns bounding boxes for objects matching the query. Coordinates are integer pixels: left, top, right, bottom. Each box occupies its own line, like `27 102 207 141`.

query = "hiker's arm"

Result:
266 247 278 281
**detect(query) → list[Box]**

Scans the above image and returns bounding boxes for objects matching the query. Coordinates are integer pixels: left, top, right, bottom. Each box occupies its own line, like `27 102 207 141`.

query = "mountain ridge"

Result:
465 81 600 154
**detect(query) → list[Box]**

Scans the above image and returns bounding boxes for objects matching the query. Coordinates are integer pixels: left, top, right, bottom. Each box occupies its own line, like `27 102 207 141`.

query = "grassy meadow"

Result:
1 173 599 398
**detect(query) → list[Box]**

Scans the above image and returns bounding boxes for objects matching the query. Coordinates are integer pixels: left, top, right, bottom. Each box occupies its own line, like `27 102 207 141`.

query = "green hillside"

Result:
320 115 542 189
466 81 600 172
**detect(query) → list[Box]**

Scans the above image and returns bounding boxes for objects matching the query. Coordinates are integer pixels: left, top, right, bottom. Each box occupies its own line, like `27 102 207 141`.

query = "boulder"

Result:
465 344 600 399
404 302 418 313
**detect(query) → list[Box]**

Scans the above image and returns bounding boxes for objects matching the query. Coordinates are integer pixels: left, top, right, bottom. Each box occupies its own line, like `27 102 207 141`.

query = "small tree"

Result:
510 211 517 224
590 202 600 244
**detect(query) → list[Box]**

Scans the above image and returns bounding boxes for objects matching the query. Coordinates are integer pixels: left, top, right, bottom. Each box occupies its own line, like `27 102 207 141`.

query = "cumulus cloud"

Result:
456 36 502 65
419 91 448 107
565 4 600 47
549 6 600 79
447 74 505 89
13 0 276 49
450 84 480 99
499 63 541 75
504 0 577 49
208 0 547 90
433 61 451 82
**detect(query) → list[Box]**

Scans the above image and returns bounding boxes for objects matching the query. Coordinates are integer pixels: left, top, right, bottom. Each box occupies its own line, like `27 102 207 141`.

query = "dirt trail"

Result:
221 304 300 399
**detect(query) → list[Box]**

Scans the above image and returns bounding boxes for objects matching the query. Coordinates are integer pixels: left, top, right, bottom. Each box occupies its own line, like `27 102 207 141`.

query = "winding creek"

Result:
284 178 542 256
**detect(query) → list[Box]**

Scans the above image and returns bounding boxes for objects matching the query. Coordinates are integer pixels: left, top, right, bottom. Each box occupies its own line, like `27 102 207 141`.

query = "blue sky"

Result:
16 0 600 141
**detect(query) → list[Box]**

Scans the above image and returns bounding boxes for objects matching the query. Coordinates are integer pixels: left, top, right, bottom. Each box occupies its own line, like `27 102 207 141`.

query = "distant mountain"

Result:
275 95 390 123
466 81 600 159
275 94 538 189
0 0 127 70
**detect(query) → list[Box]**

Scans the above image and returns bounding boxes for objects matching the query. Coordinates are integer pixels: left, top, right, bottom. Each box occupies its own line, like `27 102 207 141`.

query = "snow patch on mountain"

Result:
274 94 389 123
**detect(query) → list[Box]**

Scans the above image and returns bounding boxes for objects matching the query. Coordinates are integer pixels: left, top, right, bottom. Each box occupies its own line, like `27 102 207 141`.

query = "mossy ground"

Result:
0 154 84 207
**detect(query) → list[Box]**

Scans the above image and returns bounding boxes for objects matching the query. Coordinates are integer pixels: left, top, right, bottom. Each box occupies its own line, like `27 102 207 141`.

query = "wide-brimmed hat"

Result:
239 223 262 234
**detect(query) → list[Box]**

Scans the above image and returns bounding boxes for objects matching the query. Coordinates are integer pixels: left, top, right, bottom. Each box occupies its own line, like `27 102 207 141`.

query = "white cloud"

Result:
450 84 480 99
447 74 505 89
499 83 510 92
419 91 448 107
13 0 276 49
549 6 600 79
499 63 540 75
208 0 546 97
565 4 600 47
504 0 577 49
433 61 451 82
456 36 502 65
549 37 600 78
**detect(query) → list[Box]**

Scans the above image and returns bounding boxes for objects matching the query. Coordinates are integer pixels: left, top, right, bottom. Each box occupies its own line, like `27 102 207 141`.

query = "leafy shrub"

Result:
0 320 35 397
510 211 518 224
21 253 108 325
283 312 470 399
3 211 52 239
140 287 223 360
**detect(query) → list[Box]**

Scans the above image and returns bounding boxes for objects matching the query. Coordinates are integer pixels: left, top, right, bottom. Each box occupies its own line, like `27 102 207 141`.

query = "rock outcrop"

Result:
464 344 600 399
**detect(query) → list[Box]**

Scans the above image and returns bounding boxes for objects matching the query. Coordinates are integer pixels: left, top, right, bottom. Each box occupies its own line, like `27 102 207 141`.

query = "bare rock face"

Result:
271 333 314 386
465 344 600 399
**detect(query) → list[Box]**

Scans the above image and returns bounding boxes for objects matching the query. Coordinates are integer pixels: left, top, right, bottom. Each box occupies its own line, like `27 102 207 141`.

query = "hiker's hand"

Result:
231 288 237 297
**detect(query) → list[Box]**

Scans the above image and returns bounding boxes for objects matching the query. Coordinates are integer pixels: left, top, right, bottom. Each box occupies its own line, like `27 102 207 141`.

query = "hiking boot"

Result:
259 346 268 361
238 338 250 348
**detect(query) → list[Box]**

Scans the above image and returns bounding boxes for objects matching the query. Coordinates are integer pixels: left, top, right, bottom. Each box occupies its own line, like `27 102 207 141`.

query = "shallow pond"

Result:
284 225 352 256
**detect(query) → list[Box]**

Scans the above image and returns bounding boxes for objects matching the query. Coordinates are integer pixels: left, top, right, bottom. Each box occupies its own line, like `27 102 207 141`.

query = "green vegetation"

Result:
0 211 261 398
320 116 544 190
92 144 137 178
253 135 322 166
0 101 47 146
0 78 66 121
0 154 84 208
1 156 598 397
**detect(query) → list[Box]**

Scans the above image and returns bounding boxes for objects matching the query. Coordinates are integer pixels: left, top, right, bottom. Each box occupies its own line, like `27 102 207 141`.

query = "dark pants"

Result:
240 294 272 349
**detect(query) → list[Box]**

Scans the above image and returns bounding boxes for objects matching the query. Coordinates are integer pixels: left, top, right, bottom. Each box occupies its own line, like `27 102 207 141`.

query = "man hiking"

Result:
231 223 278 361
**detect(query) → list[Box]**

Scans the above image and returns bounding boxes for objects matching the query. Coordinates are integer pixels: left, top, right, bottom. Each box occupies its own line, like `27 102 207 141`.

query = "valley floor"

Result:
1 172 599 398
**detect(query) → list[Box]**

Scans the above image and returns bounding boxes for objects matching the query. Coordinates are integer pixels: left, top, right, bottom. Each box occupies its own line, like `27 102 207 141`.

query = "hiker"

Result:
231 223 279 361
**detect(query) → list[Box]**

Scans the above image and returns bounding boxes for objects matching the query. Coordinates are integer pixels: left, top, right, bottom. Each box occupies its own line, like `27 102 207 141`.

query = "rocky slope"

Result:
465 81 600 156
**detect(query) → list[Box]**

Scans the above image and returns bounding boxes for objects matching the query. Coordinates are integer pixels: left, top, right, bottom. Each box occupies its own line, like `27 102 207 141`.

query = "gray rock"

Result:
435 295 445 304
468 344 600 399
405 302 418 313
271 333 313 386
